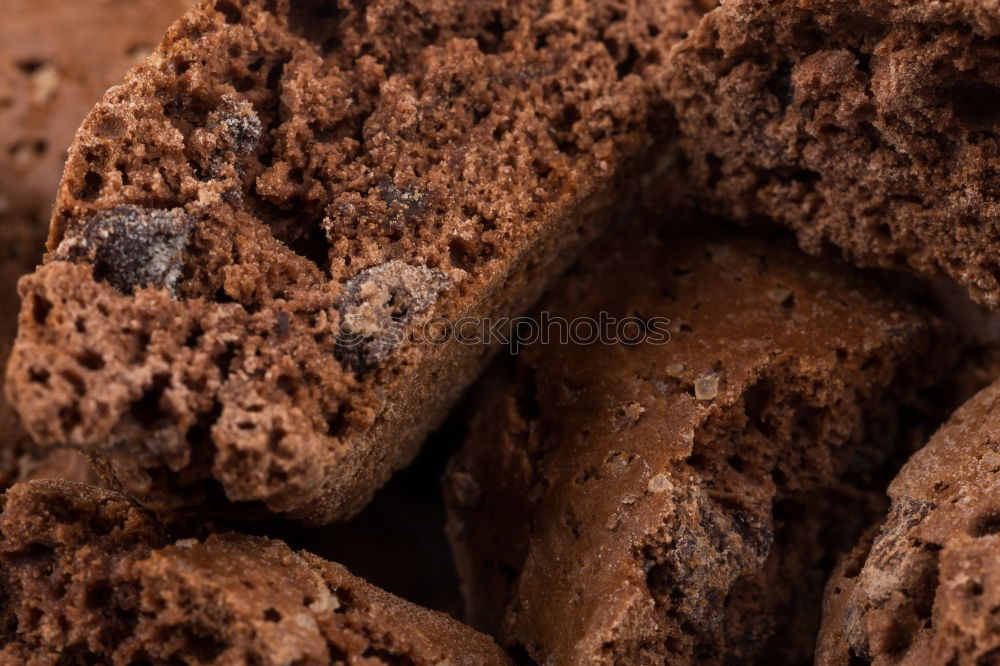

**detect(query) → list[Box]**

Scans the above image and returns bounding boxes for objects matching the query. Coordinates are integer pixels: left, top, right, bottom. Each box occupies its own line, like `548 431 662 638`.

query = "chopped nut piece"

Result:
694 373 720 400
767 288 794 306
623 402 645 422
647 473 672 493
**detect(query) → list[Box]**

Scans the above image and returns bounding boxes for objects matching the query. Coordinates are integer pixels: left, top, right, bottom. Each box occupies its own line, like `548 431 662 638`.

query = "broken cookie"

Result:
0 0 193 494
0 480 511 665
817 378 1000 666
5 0 714 523
667 0 1000 307
444 219 955 664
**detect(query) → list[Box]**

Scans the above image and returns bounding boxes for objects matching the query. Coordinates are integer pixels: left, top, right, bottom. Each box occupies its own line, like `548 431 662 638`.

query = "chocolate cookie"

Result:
0 0 193 489
4 0 714 524
443 219 956 664
666 0 1000 308
817 378 1000 665
0 480 511 664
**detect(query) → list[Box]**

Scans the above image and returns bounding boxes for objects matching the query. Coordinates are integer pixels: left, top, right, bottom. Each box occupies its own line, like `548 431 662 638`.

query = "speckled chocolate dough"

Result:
4 0 714 524
666 0 1000 308
0 480 512 665
0 0 192 496
2 213 98 490
443 221 956 665
1 211 97 493
817 378 1000 666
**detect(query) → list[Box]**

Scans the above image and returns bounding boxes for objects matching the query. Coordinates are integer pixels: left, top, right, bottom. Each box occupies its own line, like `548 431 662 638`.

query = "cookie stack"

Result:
2 0 1000 664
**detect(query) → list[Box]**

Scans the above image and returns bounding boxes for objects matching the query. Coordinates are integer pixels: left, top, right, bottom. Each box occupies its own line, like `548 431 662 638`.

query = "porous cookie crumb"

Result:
667 0 1000 307
818 378 1000 665
0 0 193 496
6 0 714 524
0 480 511 665
444 218 955 664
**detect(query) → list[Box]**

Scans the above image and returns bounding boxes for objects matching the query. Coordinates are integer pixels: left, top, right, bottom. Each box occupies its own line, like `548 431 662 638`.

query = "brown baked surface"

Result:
444 219 956 664
0 0 193 489
0 480 511 664
667 0 1000 308
818 378 1000 665
4 0 714 524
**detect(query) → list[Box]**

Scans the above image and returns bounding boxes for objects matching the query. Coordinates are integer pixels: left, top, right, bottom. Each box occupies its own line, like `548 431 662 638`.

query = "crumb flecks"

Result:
211 96 261 158
54 205 194 294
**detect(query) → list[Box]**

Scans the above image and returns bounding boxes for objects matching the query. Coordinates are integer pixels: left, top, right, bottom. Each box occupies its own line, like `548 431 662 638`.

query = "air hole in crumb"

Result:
214 345 238 379
325 410 347 437
276 375 297 394
61 371 85 396
130 374 171 429
215 0 243 23
449 238 475 271
949 81 1000 129
263 608 281 622
85 583 113 610
32 294 52 324
182 626 227 662
971 510 1000 537
15 59 46 75
791 169 820 185
77 350 105 371
332 587 353 612
616 44 640 78
766 61 794 109
287 0 347 54
59 405 82 431
286 229 332 275
476 15 507 54
77 171 104 202
706 153 723 189
29 367 50 384
771 467 787 486
686 453 708 471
